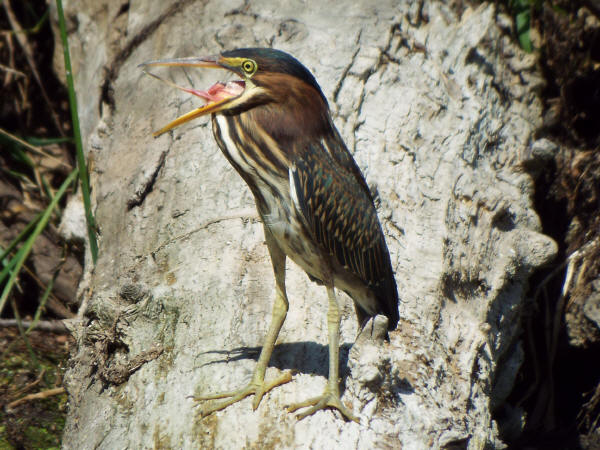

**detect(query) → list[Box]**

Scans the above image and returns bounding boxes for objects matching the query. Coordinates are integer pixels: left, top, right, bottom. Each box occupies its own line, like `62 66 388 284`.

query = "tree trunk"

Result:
56 1 557 448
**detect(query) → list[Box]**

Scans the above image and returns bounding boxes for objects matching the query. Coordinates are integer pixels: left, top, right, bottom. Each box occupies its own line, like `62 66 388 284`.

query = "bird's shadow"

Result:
198 340 416 402
199 341 352 381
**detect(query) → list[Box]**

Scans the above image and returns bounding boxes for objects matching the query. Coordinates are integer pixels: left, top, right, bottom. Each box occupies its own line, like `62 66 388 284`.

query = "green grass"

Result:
0 0 99 322
0 169 78 319
56 0 98 264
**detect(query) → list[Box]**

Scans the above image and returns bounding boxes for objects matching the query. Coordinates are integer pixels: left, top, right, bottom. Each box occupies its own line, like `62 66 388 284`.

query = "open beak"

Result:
139 56 245 137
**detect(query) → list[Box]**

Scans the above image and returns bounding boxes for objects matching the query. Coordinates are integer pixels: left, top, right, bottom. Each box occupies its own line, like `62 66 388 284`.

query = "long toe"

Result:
251 371 293 410
195 385 255 417
195 371 292 418
287 391 359 423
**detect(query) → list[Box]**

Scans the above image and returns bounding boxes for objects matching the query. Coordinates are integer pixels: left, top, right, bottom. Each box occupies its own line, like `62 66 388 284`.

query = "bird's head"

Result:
140 48 330 138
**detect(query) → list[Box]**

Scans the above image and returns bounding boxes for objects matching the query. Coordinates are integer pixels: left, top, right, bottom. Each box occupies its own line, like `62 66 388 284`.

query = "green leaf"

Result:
516 9 533 53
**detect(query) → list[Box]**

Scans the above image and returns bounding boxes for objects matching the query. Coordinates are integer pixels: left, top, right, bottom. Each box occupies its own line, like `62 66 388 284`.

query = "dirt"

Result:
0 327 73 449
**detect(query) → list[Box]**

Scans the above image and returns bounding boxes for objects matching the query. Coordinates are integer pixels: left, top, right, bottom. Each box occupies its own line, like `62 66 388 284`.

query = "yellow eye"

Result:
242 59 257 75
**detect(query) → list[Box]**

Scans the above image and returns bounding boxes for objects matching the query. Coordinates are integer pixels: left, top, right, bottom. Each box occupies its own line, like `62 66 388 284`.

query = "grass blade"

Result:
0 212 42 265
55 0 98 263
0 168 78 317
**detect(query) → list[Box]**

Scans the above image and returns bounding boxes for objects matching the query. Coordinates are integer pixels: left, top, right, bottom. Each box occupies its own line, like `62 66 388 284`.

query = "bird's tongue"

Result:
142 71 246 137
193 80 245 103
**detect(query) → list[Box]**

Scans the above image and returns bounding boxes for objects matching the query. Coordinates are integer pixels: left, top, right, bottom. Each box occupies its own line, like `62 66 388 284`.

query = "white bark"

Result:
57 1 557 448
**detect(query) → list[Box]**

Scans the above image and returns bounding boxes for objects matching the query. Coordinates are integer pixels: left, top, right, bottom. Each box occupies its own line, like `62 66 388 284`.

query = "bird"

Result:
140 48 399 422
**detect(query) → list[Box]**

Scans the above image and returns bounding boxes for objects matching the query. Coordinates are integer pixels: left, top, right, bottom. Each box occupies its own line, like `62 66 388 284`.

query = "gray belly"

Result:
260 182 377 315
257 178 328 283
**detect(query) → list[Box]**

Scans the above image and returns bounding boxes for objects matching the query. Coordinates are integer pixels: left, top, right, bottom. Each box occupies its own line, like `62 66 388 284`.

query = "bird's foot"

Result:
287 387 359 423
194 371 293 417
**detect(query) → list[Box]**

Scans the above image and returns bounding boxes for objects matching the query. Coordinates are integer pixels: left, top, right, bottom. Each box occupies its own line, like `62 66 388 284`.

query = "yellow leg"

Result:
287 285 359 422
195 230 292 417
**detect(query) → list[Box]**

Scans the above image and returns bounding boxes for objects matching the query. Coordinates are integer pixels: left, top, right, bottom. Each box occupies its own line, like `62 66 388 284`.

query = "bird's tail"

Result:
377 273 400 331
354 274 399 333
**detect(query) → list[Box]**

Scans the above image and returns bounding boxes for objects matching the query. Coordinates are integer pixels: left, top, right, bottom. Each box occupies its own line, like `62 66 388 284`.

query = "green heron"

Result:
140 48 399 422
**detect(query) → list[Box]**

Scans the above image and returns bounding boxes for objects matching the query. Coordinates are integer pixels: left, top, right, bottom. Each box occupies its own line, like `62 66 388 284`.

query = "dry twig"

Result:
5 387 66 412
2 1 64 135
0 319 68 333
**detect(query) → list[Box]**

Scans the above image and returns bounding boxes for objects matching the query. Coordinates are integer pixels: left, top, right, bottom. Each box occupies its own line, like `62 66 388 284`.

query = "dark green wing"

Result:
290 139 399 329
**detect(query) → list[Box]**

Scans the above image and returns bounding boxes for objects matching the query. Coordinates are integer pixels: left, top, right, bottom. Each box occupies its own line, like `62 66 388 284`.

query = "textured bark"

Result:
57 1 557 448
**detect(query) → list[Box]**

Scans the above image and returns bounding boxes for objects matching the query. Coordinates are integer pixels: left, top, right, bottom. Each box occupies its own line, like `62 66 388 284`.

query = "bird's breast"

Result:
212 114 255 177
211 113 329 284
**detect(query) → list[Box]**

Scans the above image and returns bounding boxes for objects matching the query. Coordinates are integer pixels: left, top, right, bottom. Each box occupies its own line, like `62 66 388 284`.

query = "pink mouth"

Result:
185 80 245 103
141 68 247 136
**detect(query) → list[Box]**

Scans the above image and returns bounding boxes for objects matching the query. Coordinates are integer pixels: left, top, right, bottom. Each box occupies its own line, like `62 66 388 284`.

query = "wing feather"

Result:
290 139 399 329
